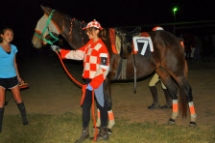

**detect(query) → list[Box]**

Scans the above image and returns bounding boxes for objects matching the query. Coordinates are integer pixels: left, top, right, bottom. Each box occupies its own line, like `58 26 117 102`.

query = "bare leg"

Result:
0 87 6 133
11 85 22 103
0 87 6 108
11 85 28 125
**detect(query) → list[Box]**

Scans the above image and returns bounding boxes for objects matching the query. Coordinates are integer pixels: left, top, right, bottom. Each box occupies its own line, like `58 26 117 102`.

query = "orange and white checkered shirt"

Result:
60 38 110 89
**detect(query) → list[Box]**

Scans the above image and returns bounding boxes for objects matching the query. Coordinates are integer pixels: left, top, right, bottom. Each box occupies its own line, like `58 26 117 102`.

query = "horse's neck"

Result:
61 19 88 49
58 17 111 52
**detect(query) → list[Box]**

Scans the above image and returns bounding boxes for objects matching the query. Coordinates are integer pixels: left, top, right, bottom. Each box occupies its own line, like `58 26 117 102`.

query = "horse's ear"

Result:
40 5 46 11
40 4 51 14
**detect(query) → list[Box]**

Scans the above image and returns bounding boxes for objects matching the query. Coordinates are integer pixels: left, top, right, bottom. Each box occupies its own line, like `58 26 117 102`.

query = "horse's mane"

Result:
99 29 112 56
42 5 113 54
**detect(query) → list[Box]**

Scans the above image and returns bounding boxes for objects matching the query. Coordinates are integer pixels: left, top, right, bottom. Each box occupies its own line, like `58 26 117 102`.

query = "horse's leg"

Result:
102 78 115 133
176 77 197 127
156 69 179 124
169 58 196 126
157 68 197 127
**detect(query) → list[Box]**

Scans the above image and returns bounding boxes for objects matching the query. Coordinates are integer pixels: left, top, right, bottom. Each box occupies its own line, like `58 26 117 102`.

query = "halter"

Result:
35 10 59 45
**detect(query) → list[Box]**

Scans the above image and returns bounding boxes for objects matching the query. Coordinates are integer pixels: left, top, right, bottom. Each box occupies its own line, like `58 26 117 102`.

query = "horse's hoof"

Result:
168 118 176 125
189 122 197 127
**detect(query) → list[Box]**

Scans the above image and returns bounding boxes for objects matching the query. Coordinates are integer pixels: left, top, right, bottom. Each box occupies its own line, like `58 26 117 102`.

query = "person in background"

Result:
52 19 111 142
147 26 172 109
0 27 28 133
147 73 172 109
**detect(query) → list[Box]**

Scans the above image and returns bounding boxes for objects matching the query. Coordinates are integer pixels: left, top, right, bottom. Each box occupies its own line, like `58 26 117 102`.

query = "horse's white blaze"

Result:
35 14 61 37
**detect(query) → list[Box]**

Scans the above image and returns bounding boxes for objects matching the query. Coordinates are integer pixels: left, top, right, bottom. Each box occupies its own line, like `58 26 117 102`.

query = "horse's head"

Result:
115 27 141 59
32 5 61 48
32 5 89 49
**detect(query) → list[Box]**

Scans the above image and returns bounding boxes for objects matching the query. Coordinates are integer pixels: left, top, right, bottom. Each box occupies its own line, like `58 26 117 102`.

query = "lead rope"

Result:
54 50 98 141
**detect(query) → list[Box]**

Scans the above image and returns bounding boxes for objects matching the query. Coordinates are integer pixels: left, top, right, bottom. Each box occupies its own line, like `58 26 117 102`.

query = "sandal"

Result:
19 81 29 89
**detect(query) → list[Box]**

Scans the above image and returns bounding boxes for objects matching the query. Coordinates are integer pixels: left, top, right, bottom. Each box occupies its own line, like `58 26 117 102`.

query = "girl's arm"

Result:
14 54 22 83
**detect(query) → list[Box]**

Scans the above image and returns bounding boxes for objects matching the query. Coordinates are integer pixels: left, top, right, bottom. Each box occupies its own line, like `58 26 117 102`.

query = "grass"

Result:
0 112 214 143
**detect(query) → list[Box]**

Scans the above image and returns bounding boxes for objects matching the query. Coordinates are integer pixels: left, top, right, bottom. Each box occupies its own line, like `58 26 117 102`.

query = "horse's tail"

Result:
179 60 189 118
184 60 189 79
179 86 188 118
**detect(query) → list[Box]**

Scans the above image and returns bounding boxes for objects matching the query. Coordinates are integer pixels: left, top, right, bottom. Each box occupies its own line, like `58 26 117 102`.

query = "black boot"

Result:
160 89 172 109
96 126 109 141
75 127 90 143
17 102 28 125
0 108 4 133
148 86 160 109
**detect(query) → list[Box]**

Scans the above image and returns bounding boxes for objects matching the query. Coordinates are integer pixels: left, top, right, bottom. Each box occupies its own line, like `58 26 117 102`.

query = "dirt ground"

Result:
4 49 215 127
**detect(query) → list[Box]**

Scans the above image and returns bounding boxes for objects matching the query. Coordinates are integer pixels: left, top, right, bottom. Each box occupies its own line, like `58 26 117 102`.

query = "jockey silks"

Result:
60 38 110 89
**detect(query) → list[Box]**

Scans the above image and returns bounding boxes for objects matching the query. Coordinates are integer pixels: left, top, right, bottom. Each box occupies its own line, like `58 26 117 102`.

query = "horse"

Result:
32 5 197 127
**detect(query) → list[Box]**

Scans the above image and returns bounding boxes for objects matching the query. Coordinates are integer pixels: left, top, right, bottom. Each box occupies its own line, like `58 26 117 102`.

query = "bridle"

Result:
34 10 59 45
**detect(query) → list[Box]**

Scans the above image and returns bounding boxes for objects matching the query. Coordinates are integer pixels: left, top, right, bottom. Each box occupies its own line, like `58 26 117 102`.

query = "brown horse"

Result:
32 5 197 127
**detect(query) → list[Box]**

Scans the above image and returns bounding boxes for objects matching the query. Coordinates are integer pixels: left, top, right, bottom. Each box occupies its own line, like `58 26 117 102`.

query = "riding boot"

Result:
75 127 90 143
160 89 172 109
0 108 4 133
17 102 29 125
148 86 160 109
96 126 109 141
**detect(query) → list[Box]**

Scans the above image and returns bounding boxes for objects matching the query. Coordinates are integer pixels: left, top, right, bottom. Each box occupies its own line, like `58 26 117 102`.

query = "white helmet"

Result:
82 19 103 30
152 26 164 31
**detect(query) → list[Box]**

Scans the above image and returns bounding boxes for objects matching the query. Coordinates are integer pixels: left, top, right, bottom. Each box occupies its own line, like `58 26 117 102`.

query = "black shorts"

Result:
0 76 19 89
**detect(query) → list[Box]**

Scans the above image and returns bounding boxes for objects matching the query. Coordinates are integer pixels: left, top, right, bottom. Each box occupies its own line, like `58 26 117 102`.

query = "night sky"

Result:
0 0 214 54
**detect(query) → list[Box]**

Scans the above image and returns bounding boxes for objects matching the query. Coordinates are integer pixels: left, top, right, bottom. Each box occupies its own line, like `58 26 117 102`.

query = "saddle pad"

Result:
132 32 154 55
109 28 141 55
